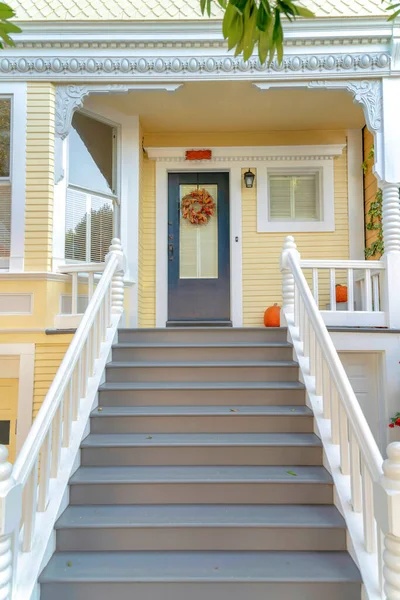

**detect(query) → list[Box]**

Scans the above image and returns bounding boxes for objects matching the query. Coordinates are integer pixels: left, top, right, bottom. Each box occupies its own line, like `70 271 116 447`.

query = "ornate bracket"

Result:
55 83 182 139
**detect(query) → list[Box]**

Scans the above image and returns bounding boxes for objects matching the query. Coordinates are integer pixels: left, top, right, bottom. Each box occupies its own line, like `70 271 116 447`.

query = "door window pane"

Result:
69 112 114 196
179 184 218 279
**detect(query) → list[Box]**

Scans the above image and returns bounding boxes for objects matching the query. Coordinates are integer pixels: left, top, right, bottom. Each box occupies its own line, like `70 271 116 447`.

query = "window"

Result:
0 98 12 268
269 172 319 221
66 112 116 262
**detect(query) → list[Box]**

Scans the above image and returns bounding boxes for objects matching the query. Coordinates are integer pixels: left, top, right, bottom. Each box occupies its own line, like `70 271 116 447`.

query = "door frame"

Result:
154 158 243 327
0 343 35 456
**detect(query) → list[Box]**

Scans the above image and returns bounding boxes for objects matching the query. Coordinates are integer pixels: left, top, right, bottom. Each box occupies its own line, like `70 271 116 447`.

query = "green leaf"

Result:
229 0 248 14
292 5 315 17
0 3 15 18
256 2 269 32
200 0 207 14
286 470 297 477
272 8 283 64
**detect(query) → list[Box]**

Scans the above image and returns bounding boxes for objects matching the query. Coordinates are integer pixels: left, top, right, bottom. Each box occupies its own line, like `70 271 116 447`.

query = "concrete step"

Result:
118 327 288 344
69 465 333 505
39 550 361 600
55 504 346 552
98 381 306 407
81 432 322 466
89 405 314 434
105 361 299 383
112 342 294 363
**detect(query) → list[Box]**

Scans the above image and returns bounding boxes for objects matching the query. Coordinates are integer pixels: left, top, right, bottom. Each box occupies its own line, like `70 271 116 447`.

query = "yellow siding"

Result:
25 83 56 272
363 127 380 259
138 156 156 327
33 339 71 418
243 148 349 326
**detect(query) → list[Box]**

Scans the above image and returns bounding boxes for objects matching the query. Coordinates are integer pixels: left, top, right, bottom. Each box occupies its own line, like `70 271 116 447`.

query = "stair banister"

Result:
280 235 400 599
0 238 125 600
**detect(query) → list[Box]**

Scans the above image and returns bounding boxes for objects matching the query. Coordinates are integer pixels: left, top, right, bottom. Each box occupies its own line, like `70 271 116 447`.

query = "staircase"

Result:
39 327 361 600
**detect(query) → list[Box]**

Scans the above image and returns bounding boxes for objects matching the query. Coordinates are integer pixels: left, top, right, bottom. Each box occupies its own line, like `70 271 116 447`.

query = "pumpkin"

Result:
335 284 348 304
264 303 281 327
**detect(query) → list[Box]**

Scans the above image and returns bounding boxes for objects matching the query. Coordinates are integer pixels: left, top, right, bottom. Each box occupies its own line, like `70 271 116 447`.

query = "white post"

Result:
107 238 125 315
380 182 400 328
0 446 22 600
375 443 400 599
280 236 300 325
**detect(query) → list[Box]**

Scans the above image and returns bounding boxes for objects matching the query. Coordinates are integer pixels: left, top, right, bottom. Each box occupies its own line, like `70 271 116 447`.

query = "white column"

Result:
108 238 125 315
0 446 22 600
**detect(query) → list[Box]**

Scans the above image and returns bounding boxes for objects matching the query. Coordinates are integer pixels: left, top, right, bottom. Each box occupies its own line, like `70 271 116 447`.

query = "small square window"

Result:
269 173 319 222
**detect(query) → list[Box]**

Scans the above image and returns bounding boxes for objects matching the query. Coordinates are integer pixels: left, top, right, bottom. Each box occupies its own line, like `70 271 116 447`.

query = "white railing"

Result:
299 259 386 327
280 236 400 600
0 238 125 600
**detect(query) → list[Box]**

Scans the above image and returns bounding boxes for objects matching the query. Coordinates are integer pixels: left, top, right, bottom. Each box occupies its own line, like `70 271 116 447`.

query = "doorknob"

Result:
168 244 174 261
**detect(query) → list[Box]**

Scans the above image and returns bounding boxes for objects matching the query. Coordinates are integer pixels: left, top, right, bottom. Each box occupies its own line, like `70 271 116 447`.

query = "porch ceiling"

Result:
85 82 365 133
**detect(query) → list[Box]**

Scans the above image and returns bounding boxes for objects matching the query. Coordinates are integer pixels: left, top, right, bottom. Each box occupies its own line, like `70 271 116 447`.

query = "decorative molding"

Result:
55 83 182 139
308 79 383 132
146 144 345 163
0 52 390 83
0 293 33 315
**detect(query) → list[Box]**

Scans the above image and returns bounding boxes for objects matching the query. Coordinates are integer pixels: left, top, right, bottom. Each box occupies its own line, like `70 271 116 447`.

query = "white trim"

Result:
146 145 345 161
155 160 243 327
347 129 365 259
0 83 27 272
0 343 34 455
257 158 336 233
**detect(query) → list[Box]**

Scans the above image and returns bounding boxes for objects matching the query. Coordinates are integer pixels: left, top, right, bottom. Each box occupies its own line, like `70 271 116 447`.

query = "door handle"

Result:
168 244 174 261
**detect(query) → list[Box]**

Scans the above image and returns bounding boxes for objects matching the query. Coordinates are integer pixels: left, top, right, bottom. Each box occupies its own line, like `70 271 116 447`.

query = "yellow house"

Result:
1 1 400 598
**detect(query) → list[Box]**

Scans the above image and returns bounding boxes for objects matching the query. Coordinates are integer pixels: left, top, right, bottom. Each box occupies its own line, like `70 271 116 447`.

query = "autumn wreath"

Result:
181 188 216 225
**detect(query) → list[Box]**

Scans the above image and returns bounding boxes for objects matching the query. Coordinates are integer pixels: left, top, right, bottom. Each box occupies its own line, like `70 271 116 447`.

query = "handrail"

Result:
0 238 125 600
287 251 383 482
280 235 400 600
299 259 384 270
57 262 106 274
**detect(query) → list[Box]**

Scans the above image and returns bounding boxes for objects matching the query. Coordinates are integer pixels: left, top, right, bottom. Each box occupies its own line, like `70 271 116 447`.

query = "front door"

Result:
168 172 230 325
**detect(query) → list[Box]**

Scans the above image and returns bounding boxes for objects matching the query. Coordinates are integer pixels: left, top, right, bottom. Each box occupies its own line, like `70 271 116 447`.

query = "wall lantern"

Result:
244 168 255 188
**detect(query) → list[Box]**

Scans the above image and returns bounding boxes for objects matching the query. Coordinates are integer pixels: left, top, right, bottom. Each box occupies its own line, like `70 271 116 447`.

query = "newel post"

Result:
107 238 125 315
0 446 22 600
280 236 300 325
375 443 400 599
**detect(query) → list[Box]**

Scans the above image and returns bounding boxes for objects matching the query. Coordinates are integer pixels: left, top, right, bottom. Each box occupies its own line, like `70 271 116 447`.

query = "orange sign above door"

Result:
185 150 212 161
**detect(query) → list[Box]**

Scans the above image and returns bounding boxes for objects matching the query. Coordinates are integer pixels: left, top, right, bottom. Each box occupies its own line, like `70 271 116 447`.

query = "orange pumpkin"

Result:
336 284 348 303
264 303 281 327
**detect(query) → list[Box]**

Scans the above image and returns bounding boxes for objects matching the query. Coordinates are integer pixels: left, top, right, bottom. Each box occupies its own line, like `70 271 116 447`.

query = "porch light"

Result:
244 168 255 188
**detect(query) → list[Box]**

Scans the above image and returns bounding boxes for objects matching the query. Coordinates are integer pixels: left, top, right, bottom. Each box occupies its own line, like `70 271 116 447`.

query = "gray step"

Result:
81 432 322 466
55 504 346 552
69 465 333 505
105 361 299 383
90 405 314 434
98 381 306 407
39 551 361 600
118 327 288 344
112 342 294 363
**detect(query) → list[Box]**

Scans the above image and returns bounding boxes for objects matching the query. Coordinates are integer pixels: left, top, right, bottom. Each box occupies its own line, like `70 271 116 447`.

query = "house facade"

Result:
1 2 400 598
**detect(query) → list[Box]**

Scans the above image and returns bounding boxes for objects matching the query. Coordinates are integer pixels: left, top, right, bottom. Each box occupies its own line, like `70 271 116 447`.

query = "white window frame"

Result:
0 83 27 272
257 148 343 233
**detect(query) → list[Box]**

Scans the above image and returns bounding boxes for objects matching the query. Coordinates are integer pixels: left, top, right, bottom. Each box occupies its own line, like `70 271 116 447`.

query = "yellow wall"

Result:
25 83 56 272
242 148 349 325
138 130 350 326
363 127 380 259
138 155 156 328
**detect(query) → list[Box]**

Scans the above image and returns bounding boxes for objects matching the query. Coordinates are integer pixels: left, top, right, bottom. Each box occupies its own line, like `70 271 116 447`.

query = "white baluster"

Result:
364 269 373 312
322 359 331 418
38 429 52 512
280 236 299 322
0 446 21 600
373 274 380 312
71 272 78 314
349 430 362 512
347 268 354 312
339 403 350 475
330 269 337 311
312 268 319 306
330 385 340 444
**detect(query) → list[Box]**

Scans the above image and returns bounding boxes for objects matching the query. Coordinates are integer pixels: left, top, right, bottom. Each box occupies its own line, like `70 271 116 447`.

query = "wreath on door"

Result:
181 188 216 225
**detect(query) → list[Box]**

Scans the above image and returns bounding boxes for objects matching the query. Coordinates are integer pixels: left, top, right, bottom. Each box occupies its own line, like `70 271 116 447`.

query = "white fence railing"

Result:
280 236 400 600
0 238 125 600
299 259 386 327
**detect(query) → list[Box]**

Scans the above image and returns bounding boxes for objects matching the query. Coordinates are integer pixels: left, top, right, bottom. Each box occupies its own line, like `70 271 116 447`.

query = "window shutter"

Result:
90 195 113 263
65 188 88 262
269 177 292 220
294 176 317 220
0 183 12 266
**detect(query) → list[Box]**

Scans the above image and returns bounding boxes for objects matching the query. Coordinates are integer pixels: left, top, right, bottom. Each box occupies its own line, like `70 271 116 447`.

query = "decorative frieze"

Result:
0 52 390 81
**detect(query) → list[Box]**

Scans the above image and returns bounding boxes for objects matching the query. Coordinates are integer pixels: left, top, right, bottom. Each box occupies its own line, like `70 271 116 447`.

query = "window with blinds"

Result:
0 99 11 269
66 111 116 263
269 173 319 221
